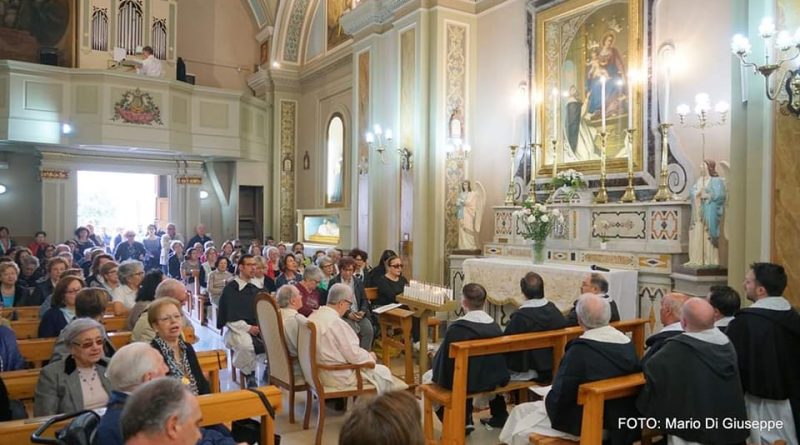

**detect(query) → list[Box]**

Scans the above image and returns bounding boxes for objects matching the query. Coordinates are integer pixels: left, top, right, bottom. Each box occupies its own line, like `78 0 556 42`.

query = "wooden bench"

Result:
10 315 129 340
17 331 133 367
423 318 648 445
0 307 40 321
0 385 282 445
2 348 227 404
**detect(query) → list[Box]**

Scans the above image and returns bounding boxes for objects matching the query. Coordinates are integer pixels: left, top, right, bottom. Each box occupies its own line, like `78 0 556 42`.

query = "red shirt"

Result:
295 282 320 317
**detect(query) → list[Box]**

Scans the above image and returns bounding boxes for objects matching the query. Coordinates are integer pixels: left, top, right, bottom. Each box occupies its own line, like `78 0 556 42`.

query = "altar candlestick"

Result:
600 76 607 132
627 131 633 171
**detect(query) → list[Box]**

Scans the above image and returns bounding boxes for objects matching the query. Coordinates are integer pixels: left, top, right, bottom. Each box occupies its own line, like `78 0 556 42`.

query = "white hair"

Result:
107 343 163 392
276 285 300 308
576 293 611 329
327 283 353 305
154 278 185 300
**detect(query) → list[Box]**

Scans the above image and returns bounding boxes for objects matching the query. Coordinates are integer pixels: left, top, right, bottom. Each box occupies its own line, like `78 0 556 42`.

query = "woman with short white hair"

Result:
111 260 144 316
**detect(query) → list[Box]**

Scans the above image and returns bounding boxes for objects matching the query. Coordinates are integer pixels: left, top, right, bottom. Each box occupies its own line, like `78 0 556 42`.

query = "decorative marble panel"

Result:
25 81 63 112
444 23 467 252
494 209 514 237
580 251 639 268
650 209 680 241
75 86 98 114
284 0 311 62
279 100 297 242
591 211 646 239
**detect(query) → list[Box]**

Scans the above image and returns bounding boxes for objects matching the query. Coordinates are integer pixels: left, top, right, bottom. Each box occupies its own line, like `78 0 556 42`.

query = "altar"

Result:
462 257 638 320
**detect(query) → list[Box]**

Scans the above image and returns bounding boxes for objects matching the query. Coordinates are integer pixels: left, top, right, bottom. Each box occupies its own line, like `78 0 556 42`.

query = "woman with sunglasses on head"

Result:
374 254 408 307
34 318 111 416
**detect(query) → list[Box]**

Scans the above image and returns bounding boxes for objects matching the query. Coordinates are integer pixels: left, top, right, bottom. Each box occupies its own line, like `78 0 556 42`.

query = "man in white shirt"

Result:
136 46 162 78
308 283 407 394
276 284 305 358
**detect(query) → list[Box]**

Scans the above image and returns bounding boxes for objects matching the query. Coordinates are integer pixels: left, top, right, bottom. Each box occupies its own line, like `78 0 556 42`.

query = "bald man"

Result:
637 298 748 444
641 292 688 364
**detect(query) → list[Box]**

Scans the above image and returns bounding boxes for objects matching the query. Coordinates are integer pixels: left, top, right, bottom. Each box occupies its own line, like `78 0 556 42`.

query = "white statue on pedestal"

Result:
686 160 728 268
456 180 486 251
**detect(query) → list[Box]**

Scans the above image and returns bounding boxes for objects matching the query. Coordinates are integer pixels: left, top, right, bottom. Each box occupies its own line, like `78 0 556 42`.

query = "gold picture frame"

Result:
536 0 643 176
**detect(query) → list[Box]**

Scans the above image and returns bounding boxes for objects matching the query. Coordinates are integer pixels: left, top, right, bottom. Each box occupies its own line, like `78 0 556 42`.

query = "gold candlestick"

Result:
594 131 609 203
546 138 558 203
504 145 518 205
526 142 541 204
620 128 637 203
653 123 673 201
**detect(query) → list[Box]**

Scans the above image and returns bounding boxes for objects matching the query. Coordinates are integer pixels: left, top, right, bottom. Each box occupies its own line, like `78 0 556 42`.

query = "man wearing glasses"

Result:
308 283 407 394
217 254 264 388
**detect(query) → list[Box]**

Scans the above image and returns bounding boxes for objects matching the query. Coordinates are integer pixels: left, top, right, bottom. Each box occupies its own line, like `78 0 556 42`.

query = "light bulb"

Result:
776 31 794 50
695 93 711 107
373 124 382 135
365 132 374 143
385 129 393 140
731 34 752 55
759 17 776 39
714 101 730 113
676 104 691 117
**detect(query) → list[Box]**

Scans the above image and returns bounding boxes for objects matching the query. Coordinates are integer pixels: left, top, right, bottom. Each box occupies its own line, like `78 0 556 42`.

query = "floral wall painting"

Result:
112 88 163 125
326 0 350 51
536 0 643 175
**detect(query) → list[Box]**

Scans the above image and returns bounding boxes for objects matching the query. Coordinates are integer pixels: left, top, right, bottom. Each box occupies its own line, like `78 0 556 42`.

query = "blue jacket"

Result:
0 326 24 371
92 390 127 445
38 308 70 338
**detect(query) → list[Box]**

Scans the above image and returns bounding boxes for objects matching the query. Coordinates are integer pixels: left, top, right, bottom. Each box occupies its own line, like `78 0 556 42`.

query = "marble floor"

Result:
191 320 505 444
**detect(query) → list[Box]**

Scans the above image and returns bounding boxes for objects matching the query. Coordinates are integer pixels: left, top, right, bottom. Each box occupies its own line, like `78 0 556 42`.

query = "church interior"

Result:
0 0 799 443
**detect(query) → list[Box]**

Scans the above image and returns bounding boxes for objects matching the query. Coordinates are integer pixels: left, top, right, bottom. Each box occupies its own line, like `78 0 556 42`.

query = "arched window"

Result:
117 0 143 55
326 114 345 206
151 19 167 60
91 7 109 51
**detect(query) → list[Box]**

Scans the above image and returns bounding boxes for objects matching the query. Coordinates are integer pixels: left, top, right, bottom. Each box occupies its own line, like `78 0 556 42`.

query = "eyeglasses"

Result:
158 314 183 323
65 288 81 295
72 338 104 350
341 299 353 306
389 264 403 269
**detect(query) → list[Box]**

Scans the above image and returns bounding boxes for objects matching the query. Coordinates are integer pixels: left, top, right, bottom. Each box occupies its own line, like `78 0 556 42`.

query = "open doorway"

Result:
77 170 158 246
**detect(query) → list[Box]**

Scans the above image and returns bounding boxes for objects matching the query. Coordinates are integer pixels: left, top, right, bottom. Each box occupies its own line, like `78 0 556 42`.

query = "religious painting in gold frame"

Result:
536 0 642 175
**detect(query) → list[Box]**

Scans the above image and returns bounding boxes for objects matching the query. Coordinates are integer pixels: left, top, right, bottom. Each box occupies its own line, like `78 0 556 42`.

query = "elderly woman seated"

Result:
206 256 233 306
18 255 43 290
34 318 112 416
111 260 145 316
147 297 210 395
38 276 84 338
95 261 120 294
51 288 117 363
0 262 33 309
294 265 323 317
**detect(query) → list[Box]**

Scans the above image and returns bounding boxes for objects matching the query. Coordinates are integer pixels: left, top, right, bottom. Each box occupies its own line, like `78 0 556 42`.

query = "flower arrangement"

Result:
594 219 610 243
513 202 565 243
552 169 586 190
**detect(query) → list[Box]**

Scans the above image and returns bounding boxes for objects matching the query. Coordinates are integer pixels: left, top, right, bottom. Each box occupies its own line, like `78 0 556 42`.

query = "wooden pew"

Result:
2 348 227 403
0 307 40 321
10 315 130 340
0 385 282 445
423 318 648 445
574 372 646 445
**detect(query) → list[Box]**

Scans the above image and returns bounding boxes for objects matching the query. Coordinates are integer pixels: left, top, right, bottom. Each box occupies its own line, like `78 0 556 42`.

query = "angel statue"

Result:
456 180 486 251
685 159 728 268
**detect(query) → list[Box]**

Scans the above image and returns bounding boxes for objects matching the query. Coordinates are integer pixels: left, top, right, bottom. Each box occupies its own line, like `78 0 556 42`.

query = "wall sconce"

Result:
199 190 209 199
731 18 800 117
365 124 393 164
446 141 471 161
399 147 413 171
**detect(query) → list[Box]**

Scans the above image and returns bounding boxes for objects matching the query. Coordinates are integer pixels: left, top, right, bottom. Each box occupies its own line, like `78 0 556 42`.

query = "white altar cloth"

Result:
462 258 639 320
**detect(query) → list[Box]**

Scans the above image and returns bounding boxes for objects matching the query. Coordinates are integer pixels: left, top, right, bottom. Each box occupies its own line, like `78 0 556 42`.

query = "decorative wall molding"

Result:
279 100 298 241
176 175 203 185
284 0 312 63
40 169 70 180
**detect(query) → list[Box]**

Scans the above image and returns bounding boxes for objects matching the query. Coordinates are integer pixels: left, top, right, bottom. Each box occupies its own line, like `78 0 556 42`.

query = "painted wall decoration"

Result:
279 100 297 242
112 88 164 125
326 0 350 50
444 23 468 252
0 0 75 66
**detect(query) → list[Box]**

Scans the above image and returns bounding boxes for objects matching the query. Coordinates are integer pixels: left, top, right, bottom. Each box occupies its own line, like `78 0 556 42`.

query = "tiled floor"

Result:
191 320 505 444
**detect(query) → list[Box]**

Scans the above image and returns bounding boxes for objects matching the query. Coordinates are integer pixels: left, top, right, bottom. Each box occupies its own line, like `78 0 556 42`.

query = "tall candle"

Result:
627 131 633 171
663 64 671 123
551 88 559 140
627 72 634 129
600 76 607 132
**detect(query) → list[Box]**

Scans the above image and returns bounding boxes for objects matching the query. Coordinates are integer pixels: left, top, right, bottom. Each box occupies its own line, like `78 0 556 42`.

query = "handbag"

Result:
230 388 280 445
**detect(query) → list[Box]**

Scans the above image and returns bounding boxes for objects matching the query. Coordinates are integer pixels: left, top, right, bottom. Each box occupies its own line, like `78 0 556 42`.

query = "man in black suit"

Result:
707 285 740 333
565 273 620 326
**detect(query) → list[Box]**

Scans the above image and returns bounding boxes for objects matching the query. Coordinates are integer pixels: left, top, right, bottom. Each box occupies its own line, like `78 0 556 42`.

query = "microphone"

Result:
590 264 610 272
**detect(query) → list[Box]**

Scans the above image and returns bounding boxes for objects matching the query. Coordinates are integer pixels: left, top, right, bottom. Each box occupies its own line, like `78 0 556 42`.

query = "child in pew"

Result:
422 283 510 435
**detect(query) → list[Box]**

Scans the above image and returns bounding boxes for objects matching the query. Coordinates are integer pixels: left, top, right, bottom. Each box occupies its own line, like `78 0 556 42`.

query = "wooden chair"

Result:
0 386 282 445
364 287 378 302
296 319 377 445
377 308 414 384
255 292 310 425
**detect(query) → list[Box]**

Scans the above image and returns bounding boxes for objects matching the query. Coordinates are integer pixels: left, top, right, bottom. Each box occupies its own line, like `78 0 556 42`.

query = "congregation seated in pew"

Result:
483 272 568 428
126 269 164 330
110 260 145 317
637 297 749 444
33 318 112 416
51 288 117 363
500 294 640 445
425 282 510 434
30 257 70 308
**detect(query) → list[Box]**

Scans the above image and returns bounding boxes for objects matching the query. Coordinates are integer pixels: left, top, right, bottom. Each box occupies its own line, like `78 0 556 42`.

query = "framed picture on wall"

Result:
536 0 643 175
0 0 76 67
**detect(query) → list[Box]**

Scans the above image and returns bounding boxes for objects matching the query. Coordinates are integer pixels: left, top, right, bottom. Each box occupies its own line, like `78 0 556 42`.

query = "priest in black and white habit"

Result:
727 262 800 444
637 297 749 444
424 283 510 435
564 273 620 326
641 292 688 365
499 294 640 445
707 284 741 334
481 271 567 428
